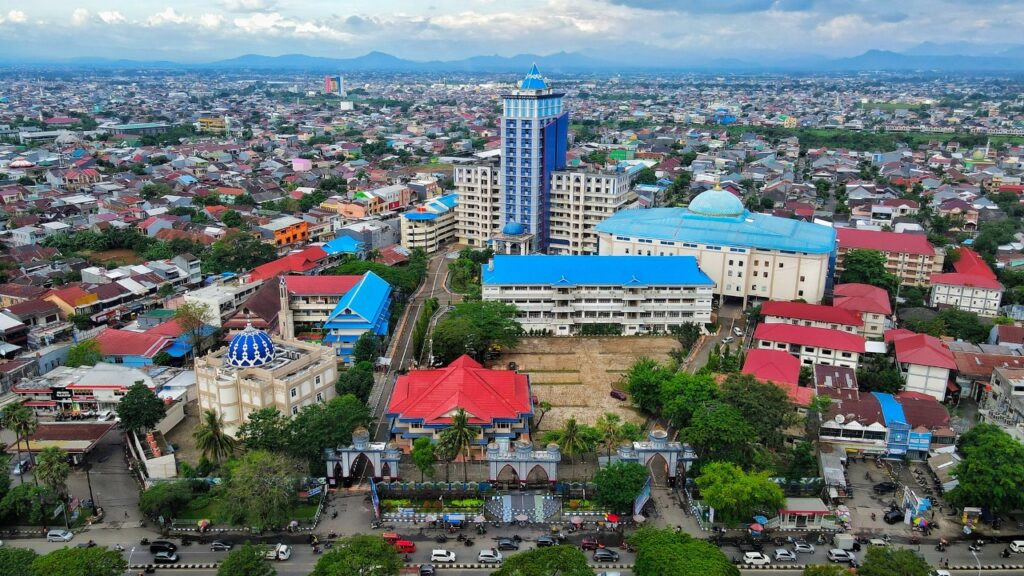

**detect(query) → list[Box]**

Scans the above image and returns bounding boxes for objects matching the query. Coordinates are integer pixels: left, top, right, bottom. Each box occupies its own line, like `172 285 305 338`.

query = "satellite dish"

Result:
834 414 846 424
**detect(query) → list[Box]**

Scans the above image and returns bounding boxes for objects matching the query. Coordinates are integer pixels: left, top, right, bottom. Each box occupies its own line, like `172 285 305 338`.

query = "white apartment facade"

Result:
454 158 502 248
400 194 458 253
547 168 634 255
930 282 1003 317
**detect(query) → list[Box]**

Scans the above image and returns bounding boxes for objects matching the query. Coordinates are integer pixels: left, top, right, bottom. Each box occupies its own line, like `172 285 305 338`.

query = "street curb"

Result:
403 563 636 570
734 566 1024 571
129 564 219 570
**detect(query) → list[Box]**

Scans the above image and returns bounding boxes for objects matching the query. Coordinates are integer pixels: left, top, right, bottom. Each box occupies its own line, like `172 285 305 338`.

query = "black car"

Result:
210 540 233 551
149 541 178 554
594 548 620 562
497 538 520 551
873 481 898 494
536 536 556 547
883 509 904 524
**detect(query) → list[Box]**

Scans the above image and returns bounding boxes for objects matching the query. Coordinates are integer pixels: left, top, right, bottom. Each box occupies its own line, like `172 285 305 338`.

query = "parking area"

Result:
496 336 680 430
840 457 957 539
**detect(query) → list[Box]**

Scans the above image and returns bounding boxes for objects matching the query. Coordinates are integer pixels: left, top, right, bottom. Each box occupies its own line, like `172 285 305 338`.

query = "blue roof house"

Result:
322 271 392 364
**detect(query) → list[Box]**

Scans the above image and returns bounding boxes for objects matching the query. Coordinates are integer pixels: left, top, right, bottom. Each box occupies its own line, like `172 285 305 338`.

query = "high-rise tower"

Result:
500 64 568 252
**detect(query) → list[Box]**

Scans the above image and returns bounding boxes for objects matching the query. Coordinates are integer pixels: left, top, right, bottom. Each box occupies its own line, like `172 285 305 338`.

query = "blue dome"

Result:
687 186 745 218
226 324 275 368
502 222 527 236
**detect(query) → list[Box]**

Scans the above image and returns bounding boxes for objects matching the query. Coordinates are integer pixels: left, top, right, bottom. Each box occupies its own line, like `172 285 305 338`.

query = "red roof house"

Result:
761 301 863 329
94 328 171 364
247 246 328 282
742 349 814 406
930 247 1003 290
833 283 892 316
754 323 866 353
887 331 956 370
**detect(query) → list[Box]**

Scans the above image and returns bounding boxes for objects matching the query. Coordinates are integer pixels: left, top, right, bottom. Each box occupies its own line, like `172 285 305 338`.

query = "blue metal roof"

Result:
403 212 439 221
519 64 548 90
594 207 837 254
324 271 392 329
872 392 907 426
323 236 364 255
482 255 714 287
402 193 457 221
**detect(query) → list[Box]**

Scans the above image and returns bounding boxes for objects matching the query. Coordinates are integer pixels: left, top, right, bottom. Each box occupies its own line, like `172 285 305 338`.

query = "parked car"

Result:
597 573 623 576
1009 540 1024 553
419 565 435 576
497 538 519 551
827 549 855 563
733 326 744 336
478 549 503 564
793 542 815 554
883 509 904 524
742 552 771 566
46 530 73 543
430 549 456 563
536 536 556 547
581 537 601 550
594 548 620 562
609 390 627 401
149 541 178 554
722 336 735 344
873 481 898 494
153 552 179 564
210 541 233 552
774 548 796 562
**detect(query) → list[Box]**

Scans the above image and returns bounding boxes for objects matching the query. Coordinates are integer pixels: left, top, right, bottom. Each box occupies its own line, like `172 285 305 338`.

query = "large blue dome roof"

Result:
502 221 527 236
688 185 745 218
226 324 275 368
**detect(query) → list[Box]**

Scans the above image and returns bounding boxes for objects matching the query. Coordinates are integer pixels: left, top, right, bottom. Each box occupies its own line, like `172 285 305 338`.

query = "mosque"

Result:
595 183 837 306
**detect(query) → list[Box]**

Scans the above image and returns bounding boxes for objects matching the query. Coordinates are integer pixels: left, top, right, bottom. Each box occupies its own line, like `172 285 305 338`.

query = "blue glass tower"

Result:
501 64 569 252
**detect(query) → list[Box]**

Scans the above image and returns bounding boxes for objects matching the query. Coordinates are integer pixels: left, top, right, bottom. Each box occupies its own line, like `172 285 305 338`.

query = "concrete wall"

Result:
154 400 186 436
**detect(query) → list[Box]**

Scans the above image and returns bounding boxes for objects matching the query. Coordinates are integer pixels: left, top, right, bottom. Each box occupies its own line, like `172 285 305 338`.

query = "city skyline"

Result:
1 1 1023 65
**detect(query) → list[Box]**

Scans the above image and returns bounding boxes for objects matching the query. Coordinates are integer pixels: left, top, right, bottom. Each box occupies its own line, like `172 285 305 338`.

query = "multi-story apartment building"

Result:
454 157 502 248
754 323 865 368
833 283 892 340
761 300 864 335
835 228 943 287
400 194 458 253
930 247 1003 317
196 325 337 433
481 255 713 335
257 216 309 254
548 167 634 255
596 185 836 306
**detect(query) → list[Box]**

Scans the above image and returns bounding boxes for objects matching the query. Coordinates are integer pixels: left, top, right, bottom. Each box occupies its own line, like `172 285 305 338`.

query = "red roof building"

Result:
886 330 955 401
94 328 171 364
385 355 533 458
247 246 329 282
929 247 1004 317
742 349 814 406
836 228 941 287
833 283 892 339
761 300 863 333
754 323 865 369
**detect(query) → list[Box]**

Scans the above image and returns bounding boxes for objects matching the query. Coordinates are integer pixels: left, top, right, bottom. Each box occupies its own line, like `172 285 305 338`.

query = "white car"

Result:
430 549 456 563
1010 540 1024 553
930 571 951 576
733 326 744 336
827 549 854 563
742 551 771 566
722 336 735 344
774 548 796 562
46 529 73 542
793 542 815 554
478 549 503 564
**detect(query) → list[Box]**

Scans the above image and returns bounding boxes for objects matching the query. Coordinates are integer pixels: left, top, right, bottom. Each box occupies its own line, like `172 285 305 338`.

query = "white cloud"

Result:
70 8 89 26
147 7 190 27
222 0 277 11
98 11 126 24
198 13 224 30
232 12 351 40
7 10 27 23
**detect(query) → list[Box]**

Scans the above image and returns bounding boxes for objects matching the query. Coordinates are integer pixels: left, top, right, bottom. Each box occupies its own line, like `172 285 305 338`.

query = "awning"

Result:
947 381 960 392
164 341 192 358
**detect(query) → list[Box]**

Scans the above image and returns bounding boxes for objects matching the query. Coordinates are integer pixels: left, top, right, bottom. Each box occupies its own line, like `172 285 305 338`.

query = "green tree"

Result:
802 565 853 576
684 401 753 464
431 301 521 363
841 249 898 292
625 357 672 415
662 372 718 429
116 381 166 436
65 339 102 368
595 412 625 461
492 545 593 576
309 534 401 576
558 417 590 474
635 167 658 185
194 409 237 464
352 332 380 364
220 210 243 228
533 400 552 431
630 527 738 576
438 408 479 483
217 543 276 576
237 407 289 453
287 395 371 472
335 361 375 403
29 546 127 576
592 461 648 514
947 423 1024 514
0 455 9 501
857 355 904 394
34 447 70 500
856 546 931 576
784 441 818 482
221 450 299 530
203 231 277 274
410 437 436 481
65 313 92 331
695 462 785 526
719 373 795 450
0 546 38 576
0 484 57 524
138 480 195 518
174 301 214 361
1 402 38 482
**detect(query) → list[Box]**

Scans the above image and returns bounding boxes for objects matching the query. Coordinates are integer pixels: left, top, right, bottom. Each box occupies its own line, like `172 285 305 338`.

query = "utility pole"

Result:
84 463 96 511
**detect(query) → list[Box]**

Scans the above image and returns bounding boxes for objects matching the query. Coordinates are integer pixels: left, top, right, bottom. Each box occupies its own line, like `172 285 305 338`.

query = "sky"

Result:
0 1 1021 63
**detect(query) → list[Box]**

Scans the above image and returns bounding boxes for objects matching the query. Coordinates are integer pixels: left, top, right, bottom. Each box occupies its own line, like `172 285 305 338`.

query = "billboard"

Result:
324 75 343 95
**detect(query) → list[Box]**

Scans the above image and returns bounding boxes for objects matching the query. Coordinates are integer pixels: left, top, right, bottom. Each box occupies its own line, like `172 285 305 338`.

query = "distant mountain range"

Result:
21 46 1024 72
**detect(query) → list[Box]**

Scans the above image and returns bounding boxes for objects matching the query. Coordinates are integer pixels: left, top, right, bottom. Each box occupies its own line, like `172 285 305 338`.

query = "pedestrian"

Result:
124 511 129 519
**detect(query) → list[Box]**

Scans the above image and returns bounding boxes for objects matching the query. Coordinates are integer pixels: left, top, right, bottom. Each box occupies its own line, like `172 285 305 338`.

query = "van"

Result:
394 540 416 554
265 543 291 561
149 540 178 554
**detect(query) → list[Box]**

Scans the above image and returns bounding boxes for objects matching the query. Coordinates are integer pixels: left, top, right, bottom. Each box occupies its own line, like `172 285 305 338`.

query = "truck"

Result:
832 534 861 551
265 543 291 561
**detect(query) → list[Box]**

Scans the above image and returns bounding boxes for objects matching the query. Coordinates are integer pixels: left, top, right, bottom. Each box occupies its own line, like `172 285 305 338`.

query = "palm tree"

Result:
439 408 479 483
193 409 237 464
559 418 589 480
35 446 71 499
595 412 623 462
1 402 37 485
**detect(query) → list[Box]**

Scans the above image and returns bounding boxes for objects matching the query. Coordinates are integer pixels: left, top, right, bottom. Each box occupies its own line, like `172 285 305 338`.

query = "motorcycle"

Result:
477 525 487 535
463 538 474 547
969 543 983 552
140 538 150 545
1002 548 1012 558
331 511 338 519
456 533 467 542
435 534 449 543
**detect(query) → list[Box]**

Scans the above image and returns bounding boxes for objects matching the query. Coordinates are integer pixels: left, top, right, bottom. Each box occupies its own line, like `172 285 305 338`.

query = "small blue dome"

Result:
687 185 745 218
502 222 527 236
226 324 275 368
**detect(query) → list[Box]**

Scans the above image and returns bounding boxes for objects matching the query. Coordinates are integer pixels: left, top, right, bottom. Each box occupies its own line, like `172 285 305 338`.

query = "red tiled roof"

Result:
837 228 935 256
144 319 185 338
94 328 171 358
248 246 328 282
283 275 360 296
44 285 92 306
895 392 950 429
931 247 1002 290
754 323 865 353
761 301 863 327
742 349 814 406
386 355 532 425
890 332 956 370
833 283 892 316
951 351 1024 380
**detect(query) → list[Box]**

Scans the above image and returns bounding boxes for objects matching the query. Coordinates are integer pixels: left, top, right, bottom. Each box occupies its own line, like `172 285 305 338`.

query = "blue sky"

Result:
0 1 1020 62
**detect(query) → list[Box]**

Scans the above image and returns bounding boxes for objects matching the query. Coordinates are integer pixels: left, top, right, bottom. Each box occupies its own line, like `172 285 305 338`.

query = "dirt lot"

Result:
494 336 680 431
164 400 202 466
86 248 144 265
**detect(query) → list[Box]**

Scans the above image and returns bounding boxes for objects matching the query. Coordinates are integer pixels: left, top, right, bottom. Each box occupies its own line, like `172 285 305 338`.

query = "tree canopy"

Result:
335 361 375 403
841 249 898 292
695 462 786 526
65 339 102 368
630 527 738 576
28 547 127 576
718 373 795 450
0 546 37 576
947 423 1024 514
237 407 290 453
431 300 521 363
625 357 674 415
216 544 276 576
309 534 402 576
221 450 300 530
856 546 931 576
491 545 594 576
203 231 277 274
116 380 167 435
287 394 372 471
593 461 649 514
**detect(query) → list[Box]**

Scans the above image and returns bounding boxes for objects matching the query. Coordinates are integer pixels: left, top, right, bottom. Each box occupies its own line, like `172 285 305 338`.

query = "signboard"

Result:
633 476 653 516
307 486 323 497
52 389 72 400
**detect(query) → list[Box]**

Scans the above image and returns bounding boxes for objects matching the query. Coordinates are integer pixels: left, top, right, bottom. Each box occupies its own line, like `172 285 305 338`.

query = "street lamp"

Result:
971 549 980 576
126 546 135 575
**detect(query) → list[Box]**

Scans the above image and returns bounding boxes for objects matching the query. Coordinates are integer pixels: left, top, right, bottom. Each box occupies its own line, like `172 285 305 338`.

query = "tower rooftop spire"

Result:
519 64 548 90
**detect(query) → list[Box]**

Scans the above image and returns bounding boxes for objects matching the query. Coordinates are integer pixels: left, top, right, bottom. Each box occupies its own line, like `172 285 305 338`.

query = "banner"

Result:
633 476 652 516
370 478 381 520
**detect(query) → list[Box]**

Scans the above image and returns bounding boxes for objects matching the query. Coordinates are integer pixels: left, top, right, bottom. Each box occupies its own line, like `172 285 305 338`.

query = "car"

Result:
609 390 628 401
98 410 114 421
793 542 815 554
1010 540 1024 553
930 571 951 576
873 481 898 494
827 549 854 563
593 548 620 562
738 542 764 553
742 552 771 566
430 549 456 563
722 336 735 344
11 457 32 475
733 327 744 336
774 548 796 562
581 537 601 551
497 538 519 551
46 529 73 542
478 549 503 564
883 509 904 524
149 540 178 554
210 540 233 551
153 551 179 564
536 536 557 547
597 573 623 576
419 565 436 576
